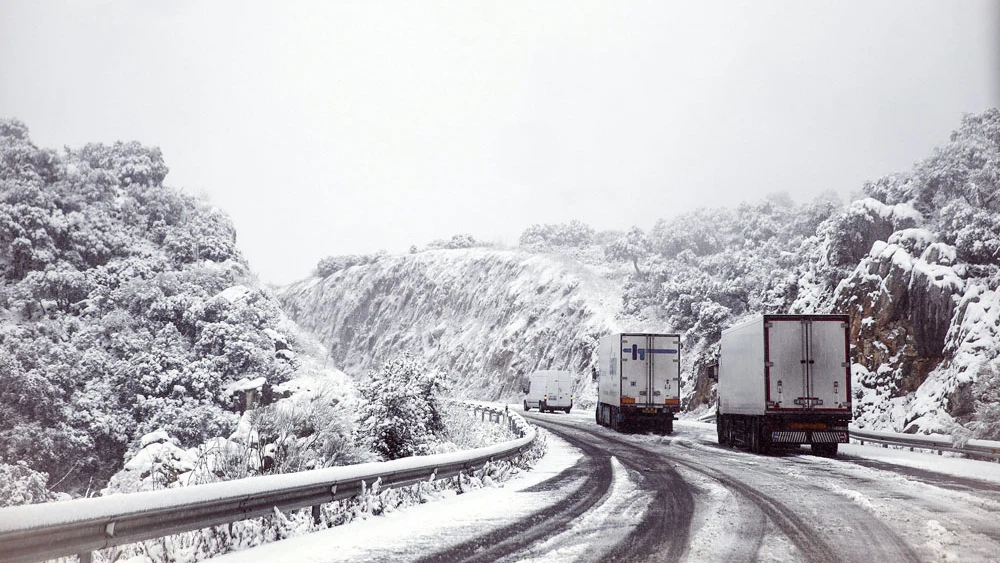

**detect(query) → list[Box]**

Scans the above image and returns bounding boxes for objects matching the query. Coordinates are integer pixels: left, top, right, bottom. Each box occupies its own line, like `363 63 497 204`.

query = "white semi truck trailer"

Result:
717 314 852 456
596 333 681 434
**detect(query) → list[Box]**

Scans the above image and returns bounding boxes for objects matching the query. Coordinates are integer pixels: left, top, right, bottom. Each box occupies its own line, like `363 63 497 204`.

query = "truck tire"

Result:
523 401 530 412
595 406 601 425
565 407 572 414
749 418 763 454
717 415 728 445
812 443 838 457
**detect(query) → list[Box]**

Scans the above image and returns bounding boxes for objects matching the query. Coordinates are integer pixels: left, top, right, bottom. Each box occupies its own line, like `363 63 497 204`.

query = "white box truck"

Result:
717 314 852 456
523 370 574 413
596 333 681 434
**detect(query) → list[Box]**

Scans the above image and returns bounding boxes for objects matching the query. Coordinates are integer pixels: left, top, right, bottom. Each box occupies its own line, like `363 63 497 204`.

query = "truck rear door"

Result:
766 317 849 411
767 319 806 410
619 334 648 407
650 334 681 407
809 318 850 410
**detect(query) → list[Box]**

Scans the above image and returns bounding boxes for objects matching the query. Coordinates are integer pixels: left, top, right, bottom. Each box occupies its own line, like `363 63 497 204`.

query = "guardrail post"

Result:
311 505 321 526
79 553 92 563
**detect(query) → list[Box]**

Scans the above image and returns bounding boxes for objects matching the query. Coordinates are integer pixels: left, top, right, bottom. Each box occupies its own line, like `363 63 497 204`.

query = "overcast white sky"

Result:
2 2 998 285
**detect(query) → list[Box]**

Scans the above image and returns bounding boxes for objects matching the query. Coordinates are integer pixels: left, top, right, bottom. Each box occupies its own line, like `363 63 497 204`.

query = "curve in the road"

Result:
536 413 925 563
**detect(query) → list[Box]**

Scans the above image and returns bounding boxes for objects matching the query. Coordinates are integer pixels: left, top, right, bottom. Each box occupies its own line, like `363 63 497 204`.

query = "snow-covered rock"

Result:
836 235 966 433
278 248 621 405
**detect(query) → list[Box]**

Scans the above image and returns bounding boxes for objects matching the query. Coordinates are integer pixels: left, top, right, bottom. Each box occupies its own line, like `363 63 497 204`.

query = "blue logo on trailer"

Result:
622 345 678 361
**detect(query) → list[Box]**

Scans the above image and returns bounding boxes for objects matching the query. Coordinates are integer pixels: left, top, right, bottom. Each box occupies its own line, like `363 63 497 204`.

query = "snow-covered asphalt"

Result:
219 409 1000 562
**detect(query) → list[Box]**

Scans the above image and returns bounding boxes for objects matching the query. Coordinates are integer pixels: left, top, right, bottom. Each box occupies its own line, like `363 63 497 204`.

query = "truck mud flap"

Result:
811 431 848 443
771 431 807 443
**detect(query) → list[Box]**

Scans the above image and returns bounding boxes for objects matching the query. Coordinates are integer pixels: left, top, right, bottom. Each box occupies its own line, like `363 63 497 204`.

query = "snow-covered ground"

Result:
212 431 589 562
674 419 1000 485
216 413 1000 562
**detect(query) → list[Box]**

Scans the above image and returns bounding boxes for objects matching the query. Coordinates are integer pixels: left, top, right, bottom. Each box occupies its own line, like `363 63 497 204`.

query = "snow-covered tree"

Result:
603 226 650 275
519 220 595 249
0 120 314 498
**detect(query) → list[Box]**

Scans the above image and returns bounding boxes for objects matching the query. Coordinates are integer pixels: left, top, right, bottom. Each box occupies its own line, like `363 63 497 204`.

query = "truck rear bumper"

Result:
619 405 680 415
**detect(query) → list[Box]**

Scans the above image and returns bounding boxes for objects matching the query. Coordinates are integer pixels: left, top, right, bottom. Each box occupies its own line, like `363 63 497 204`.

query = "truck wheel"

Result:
523 401 530 412
595 407 601 425
749 419 762 454
717 416 728 445
657 417 672 435
812 443 838 457
565 407 572 414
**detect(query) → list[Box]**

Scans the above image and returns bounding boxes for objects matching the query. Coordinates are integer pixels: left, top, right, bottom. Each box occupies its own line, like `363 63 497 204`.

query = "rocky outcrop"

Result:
833 229 965 432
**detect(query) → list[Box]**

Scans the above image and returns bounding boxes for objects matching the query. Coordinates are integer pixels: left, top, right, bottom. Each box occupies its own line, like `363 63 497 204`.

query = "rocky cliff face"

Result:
277 249 621 404
833 229 967 432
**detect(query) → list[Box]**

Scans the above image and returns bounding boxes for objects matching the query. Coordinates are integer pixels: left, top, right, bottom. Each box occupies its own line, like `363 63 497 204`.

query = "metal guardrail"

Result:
699 411 999 462
849 427 1000 461
0 403 534 563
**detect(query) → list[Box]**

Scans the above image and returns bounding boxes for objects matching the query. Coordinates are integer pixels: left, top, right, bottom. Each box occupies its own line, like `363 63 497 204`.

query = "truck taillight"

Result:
543 394 548 401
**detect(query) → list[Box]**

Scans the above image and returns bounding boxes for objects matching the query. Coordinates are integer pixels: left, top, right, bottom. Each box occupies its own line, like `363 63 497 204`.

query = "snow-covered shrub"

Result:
519 220 595 249
969 362 1000 440
104 430 197 493
354 355 450 460
239 389 371 474
938 201 1000 264
426 233 487 250
0 462 55 507
315 252 386 277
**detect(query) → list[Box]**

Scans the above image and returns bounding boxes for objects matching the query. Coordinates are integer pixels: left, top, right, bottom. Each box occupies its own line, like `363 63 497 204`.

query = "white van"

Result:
523 370 574 413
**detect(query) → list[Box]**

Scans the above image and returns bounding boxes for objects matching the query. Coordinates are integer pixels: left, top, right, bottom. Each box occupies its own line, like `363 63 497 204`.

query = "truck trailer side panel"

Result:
718 317 766 416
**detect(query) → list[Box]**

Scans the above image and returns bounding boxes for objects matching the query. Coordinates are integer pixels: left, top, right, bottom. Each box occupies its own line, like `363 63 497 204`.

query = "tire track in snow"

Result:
416 424 614 563
530 417 695 563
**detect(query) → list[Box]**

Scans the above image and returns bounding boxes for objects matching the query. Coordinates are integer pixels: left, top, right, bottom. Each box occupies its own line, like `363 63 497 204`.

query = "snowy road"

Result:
220 410 1000 562
528 412 1000 562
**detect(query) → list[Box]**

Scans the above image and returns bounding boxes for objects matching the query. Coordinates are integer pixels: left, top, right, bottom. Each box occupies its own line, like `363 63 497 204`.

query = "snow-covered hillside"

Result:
279 248 622 404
